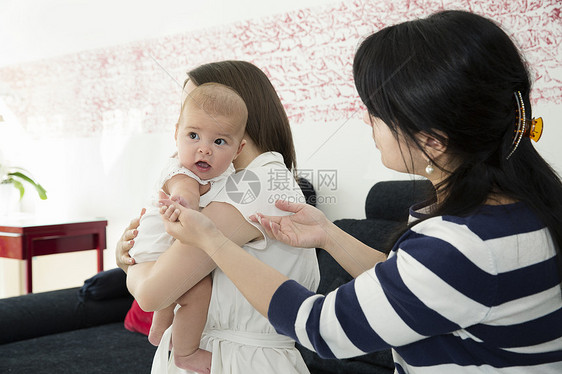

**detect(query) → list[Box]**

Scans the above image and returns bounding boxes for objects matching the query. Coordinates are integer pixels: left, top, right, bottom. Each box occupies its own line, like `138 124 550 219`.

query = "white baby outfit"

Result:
130 157 235 263
152 152 320 374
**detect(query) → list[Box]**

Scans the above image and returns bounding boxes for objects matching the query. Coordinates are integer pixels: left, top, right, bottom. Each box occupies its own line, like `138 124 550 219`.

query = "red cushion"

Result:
124 300 153 336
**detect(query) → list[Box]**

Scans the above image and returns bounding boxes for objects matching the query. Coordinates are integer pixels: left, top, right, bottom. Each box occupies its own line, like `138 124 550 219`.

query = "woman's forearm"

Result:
251 201 386 278
323 221 387 278
204 233 288 317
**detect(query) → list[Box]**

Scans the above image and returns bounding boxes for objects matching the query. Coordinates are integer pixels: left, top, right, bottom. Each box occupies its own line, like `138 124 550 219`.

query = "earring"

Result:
425 161 434 175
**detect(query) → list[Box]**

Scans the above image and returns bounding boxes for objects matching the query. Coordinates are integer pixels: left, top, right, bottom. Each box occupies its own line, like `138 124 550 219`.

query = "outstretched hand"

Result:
159 194 222 252
249 200 331 249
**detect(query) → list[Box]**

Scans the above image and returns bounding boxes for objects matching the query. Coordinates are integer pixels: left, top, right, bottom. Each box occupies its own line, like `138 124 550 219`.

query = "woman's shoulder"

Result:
236 152 304 207
399 215 489 258
245 151 285 170
410 202 544 242
211 157 302 215
396 202 548 272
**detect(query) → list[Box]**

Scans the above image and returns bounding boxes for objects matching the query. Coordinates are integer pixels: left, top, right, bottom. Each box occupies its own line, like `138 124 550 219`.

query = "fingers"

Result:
262 215 294 245
253 212 283 225
268 219 281 236
116 211 146 270
255 214 283 240
171 195 190 208
116 233 136 268
128 217 141 230
120 252 135 265
160 202 181 222
128 208 146 229
274 199 306 213
122 228 138 242
254 214 274 238
169 207 180 222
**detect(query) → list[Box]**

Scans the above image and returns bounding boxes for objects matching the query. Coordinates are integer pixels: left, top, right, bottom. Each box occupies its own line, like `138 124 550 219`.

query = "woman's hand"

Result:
159 197 224 253
115 208 145 271
249 200 331 249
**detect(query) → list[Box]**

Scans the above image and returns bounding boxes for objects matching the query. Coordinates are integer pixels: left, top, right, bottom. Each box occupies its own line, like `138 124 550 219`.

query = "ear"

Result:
233 139 246 160
174 123 179 142
417 131 447 159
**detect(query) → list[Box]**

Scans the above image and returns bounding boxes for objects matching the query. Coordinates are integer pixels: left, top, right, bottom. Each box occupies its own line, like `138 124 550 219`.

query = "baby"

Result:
129 82 247 373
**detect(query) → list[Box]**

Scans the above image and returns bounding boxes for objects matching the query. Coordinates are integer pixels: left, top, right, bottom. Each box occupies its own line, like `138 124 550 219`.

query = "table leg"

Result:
25 257 32 294
23 236 33 294
97 247 104 272
96 229 106 273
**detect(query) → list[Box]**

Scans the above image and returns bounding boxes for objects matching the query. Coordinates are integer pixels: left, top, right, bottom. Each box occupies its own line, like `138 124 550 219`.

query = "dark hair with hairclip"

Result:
353 10 562 281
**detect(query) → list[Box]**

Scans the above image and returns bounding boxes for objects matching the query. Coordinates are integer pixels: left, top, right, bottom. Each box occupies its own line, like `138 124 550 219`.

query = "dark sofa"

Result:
0 179 433 374
0 271 157 373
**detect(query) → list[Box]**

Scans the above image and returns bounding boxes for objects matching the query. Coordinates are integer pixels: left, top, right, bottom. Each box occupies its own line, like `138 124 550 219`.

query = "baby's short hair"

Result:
182 83 248 136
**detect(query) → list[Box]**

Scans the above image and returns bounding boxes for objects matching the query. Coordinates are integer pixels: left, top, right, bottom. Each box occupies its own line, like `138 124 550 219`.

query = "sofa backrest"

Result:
365 179 434 222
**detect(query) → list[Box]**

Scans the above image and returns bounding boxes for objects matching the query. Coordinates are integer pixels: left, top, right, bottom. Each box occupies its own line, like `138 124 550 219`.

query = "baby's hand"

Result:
158 191 190 222
158 197 221 251
170 195 190 209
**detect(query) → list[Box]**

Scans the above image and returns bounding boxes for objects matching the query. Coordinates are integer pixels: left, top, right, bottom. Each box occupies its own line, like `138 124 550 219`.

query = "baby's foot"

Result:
174 348 212 374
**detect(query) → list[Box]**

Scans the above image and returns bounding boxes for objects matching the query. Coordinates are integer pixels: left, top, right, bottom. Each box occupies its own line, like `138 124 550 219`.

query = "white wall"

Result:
0 0 560 297
0 0 342 297
0 0 329 66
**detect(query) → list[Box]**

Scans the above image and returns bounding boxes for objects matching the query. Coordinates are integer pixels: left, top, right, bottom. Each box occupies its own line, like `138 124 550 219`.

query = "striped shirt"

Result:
269 202 562 373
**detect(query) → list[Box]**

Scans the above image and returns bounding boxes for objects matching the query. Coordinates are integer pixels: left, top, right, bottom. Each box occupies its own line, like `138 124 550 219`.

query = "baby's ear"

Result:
174 123 179 141
234 139 246 159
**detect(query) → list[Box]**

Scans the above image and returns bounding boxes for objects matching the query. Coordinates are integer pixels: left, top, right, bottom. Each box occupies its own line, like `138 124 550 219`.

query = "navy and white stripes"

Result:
269 202 562 373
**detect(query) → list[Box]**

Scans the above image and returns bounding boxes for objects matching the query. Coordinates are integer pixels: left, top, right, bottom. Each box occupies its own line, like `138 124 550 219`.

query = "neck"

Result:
233 138 262 170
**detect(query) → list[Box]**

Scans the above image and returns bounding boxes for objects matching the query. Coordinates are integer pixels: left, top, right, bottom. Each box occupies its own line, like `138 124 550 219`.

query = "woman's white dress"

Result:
152 152 321 374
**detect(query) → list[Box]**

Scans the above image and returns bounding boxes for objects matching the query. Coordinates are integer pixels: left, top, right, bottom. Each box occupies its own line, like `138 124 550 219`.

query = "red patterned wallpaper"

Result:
0 0 560 138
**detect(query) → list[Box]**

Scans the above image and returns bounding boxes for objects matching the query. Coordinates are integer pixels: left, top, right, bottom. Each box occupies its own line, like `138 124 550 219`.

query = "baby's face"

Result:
175 107 244 181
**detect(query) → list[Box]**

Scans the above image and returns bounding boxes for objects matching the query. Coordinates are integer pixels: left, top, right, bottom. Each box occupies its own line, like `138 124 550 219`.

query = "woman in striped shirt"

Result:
160 10 562 373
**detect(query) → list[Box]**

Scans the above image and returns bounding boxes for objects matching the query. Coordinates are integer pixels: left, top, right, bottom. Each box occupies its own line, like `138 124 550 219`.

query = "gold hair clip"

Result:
506 91 543 160
524 117 543 142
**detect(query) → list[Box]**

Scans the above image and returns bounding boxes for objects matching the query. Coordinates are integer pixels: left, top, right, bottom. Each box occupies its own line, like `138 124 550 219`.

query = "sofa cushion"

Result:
0 287 134 345
365 179 434 221
333 218 405 256
78 268 130 301
0 323 156 374
297 177 317 206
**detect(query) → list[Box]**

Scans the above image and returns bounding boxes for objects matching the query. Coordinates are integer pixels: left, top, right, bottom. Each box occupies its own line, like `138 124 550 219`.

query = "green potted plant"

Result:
0 163 47 201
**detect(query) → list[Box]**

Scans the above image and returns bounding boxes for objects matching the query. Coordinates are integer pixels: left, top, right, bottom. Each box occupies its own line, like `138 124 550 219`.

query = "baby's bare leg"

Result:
173 275 212 374
148 304 175 347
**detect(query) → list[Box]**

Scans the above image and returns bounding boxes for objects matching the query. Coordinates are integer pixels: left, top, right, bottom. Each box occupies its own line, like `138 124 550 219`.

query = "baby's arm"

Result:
163 174 201 211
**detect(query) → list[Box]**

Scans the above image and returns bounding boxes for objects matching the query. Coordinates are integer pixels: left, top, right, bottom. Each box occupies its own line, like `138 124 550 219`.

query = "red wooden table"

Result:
0 217 107 293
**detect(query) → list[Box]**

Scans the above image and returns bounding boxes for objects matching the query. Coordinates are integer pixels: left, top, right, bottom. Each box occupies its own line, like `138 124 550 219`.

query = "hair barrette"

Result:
505 91 543 160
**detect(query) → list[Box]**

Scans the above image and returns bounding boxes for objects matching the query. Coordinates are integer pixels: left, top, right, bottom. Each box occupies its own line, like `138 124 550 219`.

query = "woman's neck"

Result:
233 138 263 171
485 193 518 205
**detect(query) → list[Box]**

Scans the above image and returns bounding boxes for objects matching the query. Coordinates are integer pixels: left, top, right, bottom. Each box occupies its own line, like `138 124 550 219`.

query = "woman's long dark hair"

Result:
186 60 296 172
353 10 562 279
